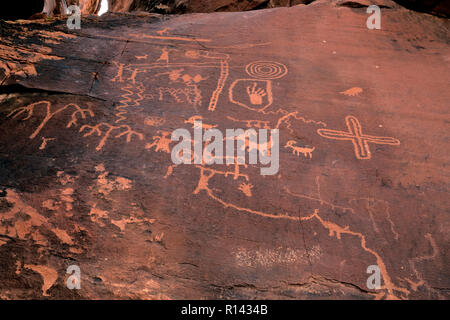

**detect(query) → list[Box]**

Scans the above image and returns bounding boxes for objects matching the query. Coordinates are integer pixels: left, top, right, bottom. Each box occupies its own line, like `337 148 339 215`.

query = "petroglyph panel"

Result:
0 2 448 300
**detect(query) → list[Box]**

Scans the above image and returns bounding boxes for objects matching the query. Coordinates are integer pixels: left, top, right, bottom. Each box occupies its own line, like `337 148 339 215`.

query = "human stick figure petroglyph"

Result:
8 101 94 140
80 122 143 151
156 28 171 35
187 164 409 299
110 48 229 115
317 115 400 160
238 182 253 197
157 48 170 64
145 131 172 153
285 140 315 159
39 137 56 150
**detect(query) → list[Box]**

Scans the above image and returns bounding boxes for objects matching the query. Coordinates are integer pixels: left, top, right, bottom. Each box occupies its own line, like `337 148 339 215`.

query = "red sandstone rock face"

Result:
0 0 449 299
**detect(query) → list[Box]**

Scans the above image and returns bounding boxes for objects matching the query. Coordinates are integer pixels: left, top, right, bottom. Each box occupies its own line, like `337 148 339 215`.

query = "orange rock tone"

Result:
0 0 449 299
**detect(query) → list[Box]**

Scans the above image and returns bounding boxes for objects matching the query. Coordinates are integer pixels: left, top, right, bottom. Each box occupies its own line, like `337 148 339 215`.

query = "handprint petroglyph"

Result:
247 82 267 105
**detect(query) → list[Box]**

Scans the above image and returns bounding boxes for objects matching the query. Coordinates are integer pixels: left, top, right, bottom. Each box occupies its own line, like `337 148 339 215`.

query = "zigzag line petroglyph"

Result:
115 82 146 123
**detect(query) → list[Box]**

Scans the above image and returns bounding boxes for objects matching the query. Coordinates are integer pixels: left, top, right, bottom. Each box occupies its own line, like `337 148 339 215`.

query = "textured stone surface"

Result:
1 0 448 19
103 0 450 17
0 0 449 299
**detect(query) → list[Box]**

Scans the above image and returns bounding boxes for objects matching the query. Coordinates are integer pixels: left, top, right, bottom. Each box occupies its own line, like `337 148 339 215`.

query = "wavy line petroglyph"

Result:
188 164 408 299
275 111 327 132
115 82 146 123
4 46 413 300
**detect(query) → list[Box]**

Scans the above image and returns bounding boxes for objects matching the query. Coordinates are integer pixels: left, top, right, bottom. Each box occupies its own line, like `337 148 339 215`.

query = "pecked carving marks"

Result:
8 101 94 140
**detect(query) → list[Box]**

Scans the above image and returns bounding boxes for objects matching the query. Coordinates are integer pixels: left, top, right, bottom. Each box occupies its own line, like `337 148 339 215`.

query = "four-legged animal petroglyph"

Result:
285 140 315 158
5 48 412 300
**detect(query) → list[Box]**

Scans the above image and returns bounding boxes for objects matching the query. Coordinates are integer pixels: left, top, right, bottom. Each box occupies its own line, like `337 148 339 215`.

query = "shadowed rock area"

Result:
1 0 449 18
0 0 449 299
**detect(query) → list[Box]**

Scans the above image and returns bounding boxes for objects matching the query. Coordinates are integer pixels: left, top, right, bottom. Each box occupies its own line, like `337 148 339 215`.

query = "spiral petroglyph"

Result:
245 61 288 80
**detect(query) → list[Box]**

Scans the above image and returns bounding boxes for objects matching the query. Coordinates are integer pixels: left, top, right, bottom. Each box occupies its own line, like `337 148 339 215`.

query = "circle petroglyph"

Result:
245 61 288 79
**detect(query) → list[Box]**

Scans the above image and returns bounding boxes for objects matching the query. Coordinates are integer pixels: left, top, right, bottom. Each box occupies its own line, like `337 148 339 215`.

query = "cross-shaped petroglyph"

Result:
317 115 400 159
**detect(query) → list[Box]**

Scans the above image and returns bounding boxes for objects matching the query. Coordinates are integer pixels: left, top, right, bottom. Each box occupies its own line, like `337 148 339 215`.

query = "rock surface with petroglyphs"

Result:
0 0 449 299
